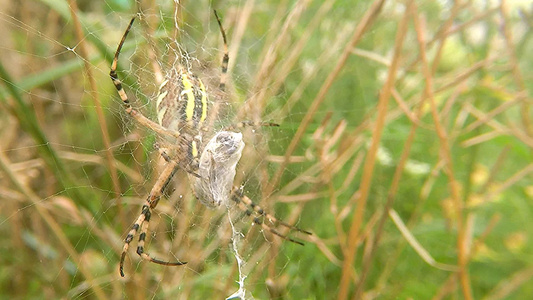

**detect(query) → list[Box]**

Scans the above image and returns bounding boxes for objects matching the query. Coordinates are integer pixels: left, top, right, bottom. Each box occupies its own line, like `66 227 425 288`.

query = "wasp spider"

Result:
110 11 310 277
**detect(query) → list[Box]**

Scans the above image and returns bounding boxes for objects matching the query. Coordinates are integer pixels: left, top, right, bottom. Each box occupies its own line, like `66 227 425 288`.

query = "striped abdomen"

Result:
156 71 208 133
156 70 208 163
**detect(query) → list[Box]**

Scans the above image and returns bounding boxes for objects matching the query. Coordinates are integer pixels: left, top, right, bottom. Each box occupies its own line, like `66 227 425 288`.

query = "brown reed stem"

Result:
67 0 124 228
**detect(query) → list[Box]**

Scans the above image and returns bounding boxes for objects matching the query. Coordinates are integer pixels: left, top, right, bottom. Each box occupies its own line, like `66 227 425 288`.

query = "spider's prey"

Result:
190 131 245 208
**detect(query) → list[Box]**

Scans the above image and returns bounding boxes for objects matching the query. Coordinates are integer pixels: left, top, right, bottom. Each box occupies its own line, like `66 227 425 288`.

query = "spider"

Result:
110 10 311 277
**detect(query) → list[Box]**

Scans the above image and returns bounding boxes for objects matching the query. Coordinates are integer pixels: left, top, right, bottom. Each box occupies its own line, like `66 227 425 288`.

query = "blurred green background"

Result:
0 0 532 299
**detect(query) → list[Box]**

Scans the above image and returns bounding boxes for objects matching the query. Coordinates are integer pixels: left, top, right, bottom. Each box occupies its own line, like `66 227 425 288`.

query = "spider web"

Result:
108 4 291 299
0 1 293 298
4 0 533 299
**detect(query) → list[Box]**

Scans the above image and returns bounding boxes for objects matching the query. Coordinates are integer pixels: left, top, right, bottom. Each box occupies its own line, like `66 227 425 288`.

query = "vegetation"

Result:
0 0 532 299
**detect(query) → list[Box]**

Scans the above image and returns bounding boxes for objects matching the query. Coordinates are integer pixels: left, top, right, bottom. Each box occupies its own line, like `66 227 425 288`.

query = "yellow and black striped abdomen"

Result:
156 71 208 133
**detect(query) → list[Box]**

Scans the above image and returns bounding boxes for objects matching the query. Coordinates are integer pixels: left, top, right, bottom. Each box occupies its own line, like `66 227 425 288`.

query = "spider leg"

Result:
213 12 280 132
252 217 305 246
136 205 186 267
232 196 305 245
119 204 147 277
223 120 280 132
109 16 180 140
233 188 311 235
119 161 186 277
231 188 311 245
213 10 228 92
153 142 172 163
153 143 201 178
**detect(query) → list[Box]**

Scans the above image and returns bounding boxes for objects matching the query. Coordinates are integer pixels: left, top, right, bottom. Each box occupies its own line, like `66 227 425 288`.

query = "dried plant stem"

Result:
354 3 437 296
268 0 385 197
67 0 124 227
228 0 255 75
414 9 473 300
499 0 531 136
430 1 462 75
0 151 107 300
254 0 336 117
337 0 407 298
484 267 533 300
245 0 310 121
0 61 86 202
463 104 533 148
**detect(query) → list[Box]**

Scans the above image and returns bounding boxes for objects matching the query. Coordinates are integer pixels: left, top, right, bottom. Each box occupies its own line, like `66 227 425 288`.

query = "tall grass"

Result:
0 0 531 299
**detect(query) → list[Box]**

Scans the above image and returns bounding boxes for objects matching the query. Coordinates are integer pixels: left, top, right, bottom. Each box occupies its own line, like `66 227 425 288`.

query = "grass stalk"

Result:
499 0 531 136
0 60 88 204
0 151 107 300
268 0 386 196
414 7 473 300
66 0 124 228
337 0 405 298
